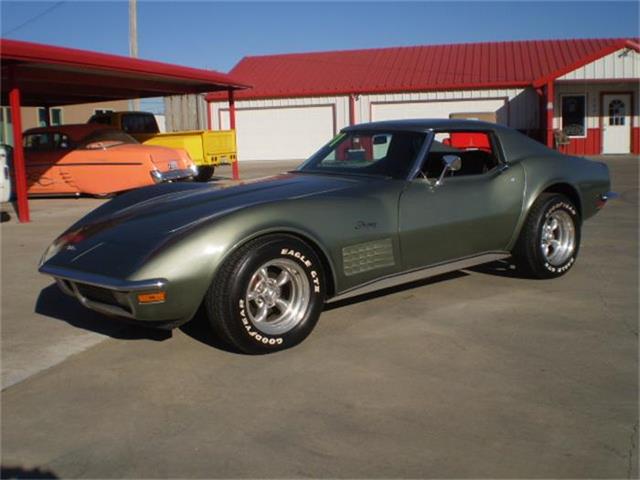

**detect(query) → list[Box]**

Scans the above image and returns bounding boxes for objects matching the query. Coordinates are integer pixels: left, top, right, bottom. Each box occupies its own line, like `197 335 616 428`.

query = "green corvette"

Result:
39 119 613 353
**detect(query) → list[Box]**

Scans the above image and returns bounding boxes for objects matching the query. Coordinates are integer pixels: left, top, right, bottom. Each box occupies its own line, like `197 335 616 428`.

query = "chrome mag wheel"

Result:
245 258 310 335
540 210 576 266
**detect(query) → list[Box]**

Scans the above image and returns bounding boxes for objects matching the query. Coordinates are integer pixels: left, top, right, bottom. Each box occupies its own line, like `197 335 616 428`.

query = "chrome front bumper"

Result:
39 264 168 320
150 168 195 184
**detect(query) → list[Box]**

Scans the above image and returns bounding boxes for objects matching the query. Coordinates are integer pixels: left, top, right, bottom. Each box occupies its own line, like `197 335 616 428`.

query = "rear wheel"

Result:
205 235 325 354
194 165 215 182
513 193 581 278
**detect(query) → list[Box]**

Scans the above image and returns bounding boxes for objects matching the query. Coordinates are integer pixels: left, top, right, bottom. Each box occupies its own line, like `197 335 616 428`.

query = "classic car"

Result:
24 124 197 196
39 119 613 354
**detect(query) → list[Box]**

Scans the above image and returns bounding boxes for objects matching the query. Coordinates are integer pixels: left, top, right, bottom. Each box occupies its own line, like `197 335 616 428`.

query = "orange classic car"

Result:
24 124 197 196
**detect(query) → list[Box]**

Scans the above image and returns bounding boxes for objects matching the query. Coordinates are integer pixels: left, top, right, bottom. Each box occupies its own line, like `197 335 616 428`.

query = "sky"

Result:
2 0 639 73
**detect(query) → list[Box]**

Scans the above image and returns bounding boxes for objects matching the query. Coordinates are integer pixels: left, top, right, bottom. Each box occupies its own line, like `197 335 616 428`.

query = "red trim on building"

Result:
560 128 602 156
632 127 640 154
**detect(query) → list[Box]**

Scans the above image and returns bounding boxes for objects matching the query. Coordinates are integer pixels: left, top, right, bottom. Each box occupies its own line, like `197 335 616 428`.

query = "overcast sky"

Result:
2 1 639 73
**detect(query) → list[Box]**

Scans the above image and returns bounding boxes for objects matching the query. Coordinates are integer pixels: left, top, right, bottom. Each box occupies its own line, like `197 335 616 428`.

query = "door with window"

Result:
399 130 525 270
602 94 631 154
23 132 70 192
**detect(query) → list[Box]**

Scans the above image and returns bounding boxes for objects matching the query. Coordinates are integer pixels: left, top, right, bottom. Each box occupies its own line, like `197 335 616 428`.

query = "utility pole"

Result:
129 0 140 111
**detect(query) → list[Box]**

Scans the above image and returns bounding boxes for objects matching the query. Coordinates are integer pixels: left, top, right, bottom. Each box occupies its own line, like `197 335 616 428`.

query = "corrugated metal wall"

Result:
164 94 208 131
559 48 639 81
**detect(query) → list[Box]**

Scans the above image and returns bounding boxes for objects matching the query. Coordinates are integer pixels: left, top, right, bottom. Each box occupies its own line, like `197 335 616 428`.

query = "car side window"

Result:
24 133 52 152
52 133 72 150
122 114 156 133
423 131 500 179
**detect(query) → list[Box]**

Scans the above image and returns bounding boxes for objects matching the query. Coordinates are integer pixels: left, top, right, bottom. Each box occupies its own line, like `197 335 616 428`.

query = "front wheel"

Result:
205 235 325 354
513 193 581 278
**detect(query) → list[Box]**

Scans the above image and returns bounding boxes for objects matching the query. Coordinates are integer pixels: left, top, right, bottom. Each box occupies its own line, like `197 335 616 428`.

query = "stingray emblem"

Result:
355 220 377 230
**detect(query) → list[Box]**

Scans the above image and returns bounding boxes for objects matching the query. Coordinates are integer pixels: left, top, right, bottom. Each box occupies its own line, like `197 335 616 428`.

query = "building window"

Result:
608 100 625 126
94 109 114 115
37 107 63 126
561 95 586 137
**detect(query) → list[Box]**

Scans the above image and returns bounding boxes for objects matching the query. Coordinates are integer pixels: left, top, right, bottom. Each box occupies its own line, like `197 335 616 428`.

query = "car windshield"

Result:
79 130 138 149
298 130 426 179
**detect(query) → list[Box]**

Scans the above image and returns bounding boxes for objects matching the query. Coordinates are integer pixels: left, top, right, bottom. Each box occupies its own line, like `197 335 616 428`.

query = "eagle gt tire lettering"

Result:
206 234 325 354
513 193 581 278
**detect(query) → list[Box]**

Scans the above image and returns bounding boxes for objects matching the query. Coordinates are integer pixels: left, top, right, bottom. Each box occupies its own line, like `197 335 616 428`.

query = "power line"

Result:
3 1 66 36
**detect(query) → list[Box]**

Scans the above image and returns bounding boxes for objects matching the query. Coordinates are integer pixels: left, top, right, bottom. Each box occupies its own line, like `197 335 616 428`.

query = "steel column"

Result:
8 72 30 223
546 81 555 148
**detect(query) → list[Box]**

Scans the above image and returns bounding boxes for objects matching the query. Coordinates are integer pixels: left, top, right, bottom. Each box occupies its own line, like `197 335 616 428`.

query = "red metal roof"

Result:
1 38 250 106
207 38 639 101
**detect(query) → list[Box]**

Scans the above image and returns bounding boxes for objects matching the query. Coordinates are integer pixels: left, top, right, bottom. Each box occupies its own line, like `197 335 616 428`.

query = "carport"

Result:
0 38 249 223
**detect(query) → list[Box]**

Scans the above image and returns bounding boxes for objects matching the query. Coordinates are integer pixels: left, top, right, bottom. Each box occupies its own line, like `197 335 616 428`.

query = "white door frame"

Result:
601 92 632 154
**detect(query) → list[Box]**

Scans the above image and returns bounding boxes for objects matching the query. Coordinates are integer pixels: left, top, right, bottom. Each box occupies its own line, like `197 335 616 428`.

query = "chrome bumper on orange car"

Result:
150 166 196 183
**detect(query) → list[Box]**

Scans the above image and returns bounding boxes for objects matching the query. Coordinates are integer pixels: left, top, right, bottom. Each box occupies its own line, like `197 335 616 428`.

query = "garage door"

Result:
221 105 335 161
371 99 507 124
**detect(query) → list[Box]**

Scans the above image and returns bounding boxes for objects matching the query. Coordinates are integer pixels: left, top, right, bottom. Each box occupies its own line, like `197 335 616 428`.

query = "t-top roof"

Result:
1 38 250 106
207 37 639 101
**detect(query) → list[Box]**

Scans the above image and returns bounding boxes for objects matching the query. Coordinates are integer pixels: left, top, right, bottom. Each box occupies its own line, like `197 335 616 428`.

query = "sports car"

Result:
39 119 613 353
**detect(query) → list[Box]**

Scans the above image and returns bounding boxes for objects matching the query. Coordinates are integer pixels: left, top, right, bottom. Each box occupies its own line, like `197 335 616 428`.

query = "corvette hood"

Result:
60 173 369 249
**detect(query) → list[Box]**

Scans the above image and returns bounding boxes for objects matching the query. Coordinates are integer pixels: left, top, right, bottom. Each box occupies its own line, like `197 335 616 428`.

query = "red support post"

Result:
228 89 239 180
349 94 356 126
546 81 555 149
44 105 51 127
9 74 30 223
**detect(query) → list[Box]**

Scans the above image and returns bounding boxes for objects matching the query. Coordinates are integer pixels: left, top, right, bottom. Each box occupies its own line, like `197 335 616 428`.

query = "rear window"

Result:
121 114 158 134
79 130 138 149
24 132 72 151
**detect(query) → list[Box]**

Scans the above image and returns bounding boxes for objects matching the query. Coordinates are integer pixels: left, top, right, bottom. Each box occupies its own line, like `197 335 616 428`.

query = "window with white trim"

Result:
561 95 586 137
37 107 63 127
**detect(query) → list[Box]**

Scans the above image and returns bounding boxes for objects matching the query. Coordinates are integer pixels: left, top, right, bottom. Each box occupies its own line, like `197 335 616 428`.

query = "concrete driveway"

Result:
1 158 637 478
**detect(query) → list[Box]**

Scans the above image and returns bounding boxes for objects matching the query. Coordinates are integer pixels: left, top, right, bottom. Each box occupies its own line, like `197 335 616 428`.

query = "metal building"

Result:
205 37 640 160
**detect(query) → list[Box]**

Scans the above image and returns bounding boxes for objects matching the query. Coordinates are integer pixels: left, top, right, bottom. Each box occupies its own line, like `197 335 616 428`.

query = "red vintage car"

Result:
24 124 197 196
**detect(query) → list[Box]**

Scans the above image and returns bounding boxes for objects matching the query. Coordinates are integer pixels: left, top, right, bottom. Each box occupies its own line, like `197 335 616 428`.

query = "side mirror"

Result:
436 155 462 186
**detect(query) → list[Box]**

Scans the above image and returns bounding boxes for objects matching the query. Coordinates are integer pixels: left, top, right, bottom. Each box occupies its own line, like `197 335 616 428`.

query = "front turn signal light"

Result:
137 291 167 304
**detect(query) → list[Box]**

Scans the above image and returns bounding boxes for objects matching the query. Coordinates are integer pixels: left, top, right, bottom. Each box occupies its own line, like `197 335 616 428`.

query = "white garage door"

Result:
371 99 508 123
221 105 335 161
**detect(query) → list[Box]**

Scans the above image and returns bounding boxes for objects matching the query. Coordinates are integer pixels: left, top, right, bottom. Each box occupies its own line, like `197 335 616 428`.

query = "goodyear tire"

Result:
194 165 215 182
513 193 581 278
206 235 325 354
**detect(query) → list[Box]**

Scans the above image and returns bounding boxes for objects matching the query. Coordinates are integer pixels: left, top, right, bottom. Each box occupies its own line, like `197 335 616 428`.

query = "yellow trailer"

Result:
88 111 237 181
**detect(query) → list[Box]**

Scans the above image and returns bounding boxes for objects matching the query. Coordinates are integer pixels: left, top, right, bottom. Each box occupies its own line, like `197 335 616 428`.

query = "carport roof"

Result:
206 37 640 101
1 38 250 106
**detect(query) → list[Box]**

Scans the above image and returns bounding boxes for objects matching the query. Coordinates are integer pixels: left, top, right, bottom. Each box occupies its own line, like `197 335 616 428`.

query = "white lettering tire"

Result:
205 234 325 354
